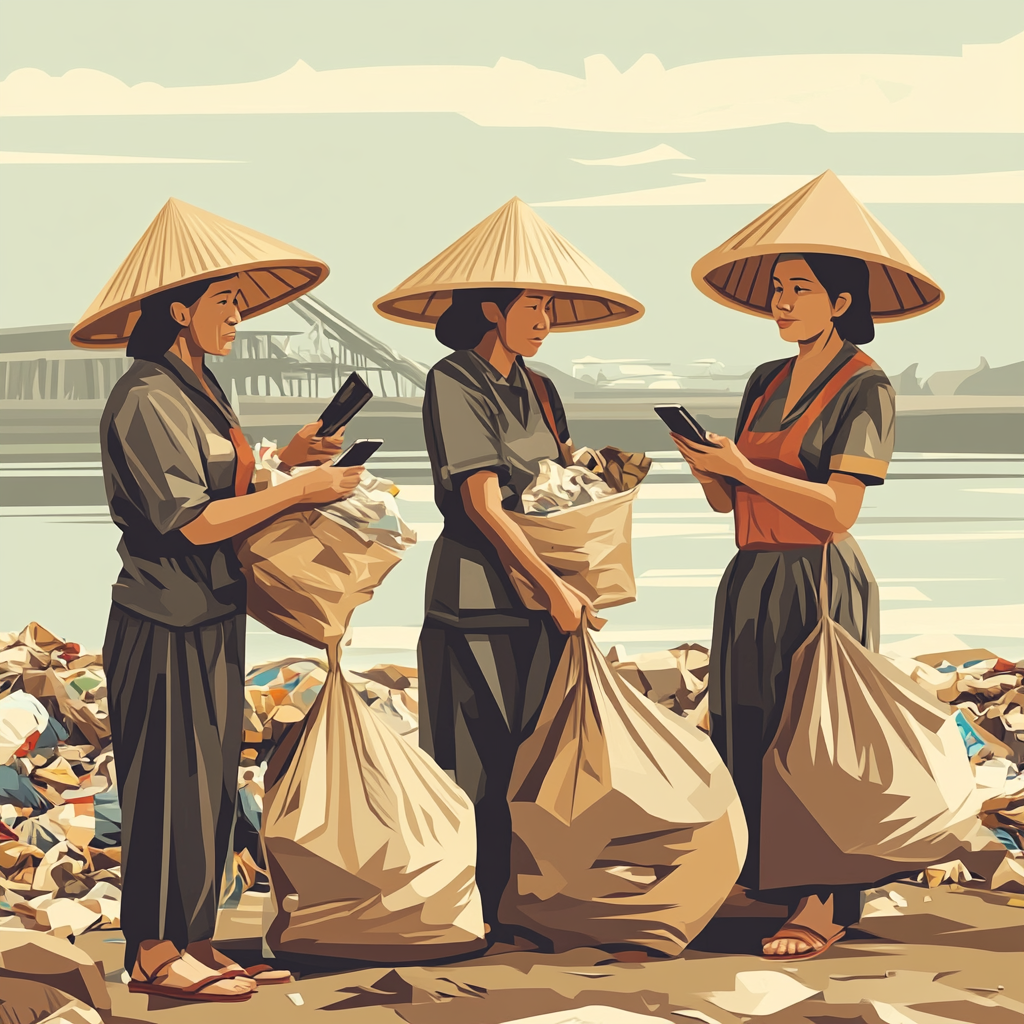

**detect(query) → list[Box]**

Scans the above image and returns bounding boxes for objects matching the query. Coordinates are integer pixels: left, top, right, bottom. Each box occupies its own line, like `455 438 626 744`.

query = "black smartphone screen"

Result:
315 373 373 437
334 439 383 467
654 405 718 447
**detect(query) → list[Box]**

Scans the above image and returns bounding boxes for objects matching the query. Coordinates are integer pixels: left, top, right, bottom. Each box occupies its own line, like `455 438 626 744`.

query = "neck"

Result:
169 332 205 380
795 323 843 364
475 330 516 378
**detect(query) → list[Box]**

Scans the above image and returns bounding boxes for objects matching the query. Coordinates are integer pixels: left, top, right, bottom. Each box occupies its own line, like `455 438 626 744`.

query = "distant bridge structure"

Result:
0 296 428 402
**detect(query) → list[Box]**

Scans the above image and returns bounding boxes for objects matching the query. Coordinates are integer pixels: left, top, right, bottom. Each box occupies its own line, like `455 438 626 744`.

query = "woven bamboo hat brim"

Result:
70 198 329 348
374 197 643 331
691 170 943 322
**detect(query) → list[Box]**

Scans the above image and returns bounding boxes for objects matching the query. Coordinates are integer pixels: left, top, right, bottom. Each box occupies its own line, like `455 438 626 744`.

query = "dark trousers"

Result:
104 605 245 969
418 614 567 927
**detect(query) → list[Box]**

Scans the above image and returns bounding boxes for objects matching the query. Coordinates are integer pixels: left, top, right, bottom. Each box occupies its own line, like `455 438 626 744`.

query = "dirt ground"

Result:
73 879 1024 1024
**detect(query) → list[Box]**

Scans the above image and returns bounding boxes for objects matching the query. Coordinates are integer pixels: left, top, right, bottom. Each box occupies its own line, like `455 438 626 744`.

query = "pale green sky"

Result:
1 0 1022 378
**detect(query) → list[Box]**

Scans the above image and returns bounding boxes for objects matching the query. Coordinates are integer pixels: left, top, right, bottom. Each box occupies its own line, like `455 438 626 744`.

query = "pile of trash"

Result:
3 619 1022 953
0 624 121 940
0 622 423 938
887 647 1024 857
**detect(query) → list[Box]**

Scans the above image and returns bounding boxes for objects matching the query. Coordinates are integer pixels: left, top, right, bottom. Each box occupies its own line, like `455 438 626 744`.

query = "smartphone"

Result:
654 405 719 447
315 373 373 437
333 438 383 467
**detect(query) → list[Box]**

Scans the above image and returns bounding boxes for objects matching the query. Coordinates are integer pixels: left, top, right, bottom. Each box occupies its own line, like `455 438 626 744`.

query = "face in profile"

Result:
484 291 553 358
771 258 850 345
171 276 243 356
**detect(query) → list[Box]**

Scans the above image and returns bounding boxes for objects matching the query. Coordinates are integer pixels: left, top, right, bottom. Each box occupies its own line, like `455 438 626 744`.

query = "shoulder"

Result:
427 351 485 392
840 352 894 406
104 362 193 432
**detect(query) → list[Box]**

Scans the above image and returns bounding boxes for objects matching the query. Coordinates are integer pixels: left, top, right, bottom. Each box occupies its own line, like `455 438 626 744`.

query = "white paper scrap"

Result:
497 1006 675 1024
706 971 820 1015
673 1011 723 1024
286 992 304 1006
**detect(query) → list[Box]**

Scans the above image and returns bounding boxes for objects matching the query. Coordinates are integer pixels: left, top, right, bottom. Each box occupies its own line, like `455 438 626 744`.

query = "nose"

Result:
228 307 242 325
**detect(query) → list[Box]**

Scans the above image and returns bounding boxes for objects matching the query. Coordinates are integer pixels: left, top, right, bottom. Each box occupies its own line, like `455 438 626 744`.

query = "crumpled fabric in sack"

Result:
510 448 650 612
521 460 614 514
760 551 1008 892
499 627 747 956
235 467 414 649
262 648 485 961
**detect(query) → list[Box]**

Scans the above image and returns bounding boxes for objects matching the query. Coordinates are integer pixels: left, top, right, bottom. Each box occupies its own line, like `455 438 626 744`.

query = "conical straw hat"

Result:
691 170 943 322
374 197 643 331
70 198 329 348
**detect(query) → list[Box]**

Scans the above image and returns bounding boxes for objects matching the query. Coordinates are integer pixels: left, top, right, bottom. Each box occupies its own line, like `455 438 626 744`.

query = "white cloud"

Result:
534 170 1024 206
0 151 240 164
573 144 694 166
1 33 1020 133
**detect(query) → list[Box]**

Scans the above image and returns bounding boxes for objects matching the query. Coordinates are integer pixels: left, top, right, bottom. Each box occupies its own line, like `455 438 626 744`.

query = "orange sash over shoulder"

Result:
734 350 876 551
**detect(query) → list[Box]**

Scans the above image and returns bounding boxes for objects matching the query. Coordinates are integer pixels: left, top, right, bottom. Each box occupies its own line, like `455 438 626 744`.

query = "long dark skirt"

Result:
103 604 245 969
709 538 878 925
418 613 567 926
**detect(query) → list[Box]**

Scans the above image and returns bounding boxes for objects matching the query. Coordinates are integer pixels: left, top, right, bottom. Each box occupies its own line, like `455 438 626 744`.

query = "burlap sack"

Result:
507 486 639 611
262 647 486 961
760 548 1006 891
236 508 405 647
499 627 747 955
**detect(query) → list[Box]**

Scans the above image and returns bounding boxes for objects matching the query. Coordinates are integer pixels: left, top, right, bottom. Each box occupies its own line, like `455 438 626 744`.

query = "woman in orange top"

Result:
676 250 896 959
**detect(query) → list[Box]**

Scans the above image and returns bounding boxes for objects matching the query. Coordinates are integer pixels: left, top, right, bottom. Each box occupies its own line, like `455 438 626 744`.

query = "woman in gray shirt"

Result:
419 288 594 938
75 204 366 1001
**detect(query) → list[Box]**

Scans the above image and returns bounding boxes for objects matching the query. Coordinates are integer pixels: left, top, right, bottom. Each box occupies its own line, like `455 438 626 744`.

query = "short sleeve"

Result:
827 375 896 485
425 368 506 490
112 388 212 533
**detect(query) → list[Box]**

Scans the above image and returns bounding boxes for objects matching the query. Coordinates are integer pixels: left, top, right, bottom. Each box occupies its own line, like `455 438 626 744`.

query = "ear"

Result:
480 301 502 325
169 301 192 327
832 292 852 318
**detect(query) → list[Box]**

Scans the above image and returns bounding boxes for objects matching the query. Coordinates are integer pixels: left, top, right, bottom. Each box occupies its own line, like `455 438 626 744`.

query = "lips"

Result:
776 320 795 328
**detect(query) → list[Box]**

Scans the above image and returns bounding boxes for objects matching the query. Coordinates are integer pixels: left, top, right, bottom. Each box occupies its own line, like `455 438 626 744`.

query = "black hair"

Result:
773 252 874 345
126 274 237 360
434 287 523 350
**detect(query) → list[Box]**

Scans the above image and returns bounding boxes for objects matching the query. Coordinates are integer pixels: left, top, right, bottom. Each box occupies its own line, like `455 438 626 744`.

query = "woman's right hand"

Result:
293 464 365 505
546 580 596 634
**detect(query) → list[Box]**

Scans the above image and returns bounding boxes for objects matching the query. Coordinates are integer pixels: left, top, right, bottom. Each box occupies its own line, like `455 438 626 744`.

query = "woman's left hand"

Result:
277 422 345 468
673 432 749 480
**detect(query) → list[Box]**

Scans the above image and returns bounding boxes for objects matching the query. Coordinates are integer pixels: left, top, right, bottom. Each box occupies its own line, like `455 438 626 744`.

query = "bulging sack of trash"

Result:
236 471 415 648
499 627 747 956
760 551 1006 891
262 650 485 962
510 447 650 611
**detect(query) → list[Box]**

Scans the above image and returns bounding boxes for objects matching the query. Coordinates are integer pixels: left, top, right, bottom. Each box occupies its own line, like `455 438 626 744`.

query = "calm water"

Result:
1 451 1022 668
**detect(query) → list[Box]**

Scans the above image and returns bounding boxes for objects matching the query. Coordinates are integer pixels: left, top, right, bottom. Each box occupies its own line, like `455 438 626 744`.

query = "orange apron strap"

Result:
778 349 876 464
524 367 572 466
742 359 793 434
228 426 256 497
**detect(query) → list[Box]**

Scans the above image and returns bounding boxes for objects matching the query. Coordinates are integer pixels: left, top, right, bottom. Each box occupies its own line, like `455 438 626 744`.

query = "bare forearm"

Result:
737 464 861 532
699 475 735 513
462 477 561 594
179 478 304 545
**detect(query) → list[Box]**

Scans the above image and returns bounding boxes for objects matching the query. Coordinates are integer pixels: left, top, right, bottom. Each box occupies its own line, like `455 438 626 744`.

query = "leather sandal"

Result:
762 923 846 961
128 953 253 1002
243 964 294 985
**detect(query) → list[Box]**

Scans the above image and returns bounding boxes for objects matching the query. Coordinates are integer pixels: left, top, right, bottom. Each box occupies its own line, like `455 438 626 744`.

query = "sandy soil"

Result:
75 880 1024 1024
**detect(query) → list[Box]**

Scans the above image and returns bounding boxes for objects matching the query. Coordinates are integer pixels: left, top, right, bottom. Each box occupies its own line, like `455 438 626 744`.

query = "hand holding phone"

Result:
315 373 373 437
333 439 384 467
654 405 720 447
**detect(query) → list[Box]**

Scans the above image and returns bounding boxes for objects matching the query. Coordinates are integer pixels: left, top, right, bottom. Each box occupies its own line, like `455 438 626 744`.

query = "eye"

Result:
794 286 809 293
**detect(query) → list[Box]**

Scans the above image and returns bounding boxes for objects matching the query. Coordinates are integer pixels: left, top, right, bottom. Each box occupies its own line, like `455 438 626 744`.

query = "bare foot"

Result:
186 938 289 986
132 939 254 997
762 895 844 958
